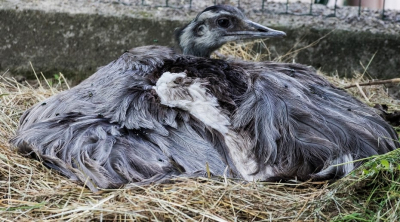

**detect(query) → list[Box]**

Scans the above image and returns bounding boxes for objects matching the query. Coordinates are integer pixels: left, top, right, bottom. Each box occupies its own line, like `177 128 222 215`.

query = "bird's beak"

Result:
226 20 286 39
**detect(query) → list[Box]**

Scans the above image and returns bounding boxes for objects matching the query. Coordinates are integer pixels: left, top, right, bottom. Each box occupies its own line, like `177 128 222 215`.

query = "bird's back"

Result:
11 45 399 191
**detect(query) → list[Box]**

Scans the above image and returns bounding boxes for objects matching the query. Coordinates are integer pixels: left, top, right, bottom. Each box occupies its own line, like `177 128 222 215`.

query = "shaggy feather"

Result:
11 46 399 191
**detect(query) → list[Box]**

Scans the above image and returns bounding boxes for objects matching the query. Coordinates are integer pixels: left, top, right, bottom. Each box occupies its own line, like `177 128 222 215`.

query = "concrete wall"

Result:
1 8 399 82
268 27 400 79
0 9 182 82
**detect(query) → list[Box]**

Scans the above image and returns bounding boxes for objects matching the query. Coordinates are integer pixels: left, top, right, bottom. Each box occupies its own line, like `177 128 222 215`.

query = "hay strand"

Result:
1 41 399 221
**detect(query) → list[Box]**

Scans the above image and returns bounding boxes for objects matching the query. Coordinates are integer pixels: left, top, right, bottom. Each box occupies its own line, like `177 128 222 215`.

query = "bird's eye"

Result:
217 18 230 28
197 25 205 36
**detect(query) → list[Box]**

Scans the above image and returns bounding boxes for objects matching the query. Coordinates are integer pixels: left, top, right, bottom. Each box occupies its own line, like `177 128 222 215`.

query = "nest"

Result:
1 42 399 221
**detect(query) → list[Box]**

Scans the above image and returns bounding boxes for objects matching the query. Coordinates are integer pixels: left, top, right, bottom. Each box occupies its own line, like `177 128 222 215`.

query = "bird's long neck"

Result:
182 45 216 58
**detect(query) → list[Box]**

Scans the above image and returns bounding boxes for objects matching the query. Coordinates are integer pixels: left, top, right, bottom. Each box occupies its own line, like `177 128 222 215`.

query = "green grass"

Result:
331 148 400 221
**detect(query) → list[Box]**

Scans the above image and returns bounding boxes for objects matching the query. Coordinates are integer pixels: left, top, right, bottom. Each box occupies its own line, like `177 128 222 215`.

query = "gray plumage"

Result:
11 5 399 192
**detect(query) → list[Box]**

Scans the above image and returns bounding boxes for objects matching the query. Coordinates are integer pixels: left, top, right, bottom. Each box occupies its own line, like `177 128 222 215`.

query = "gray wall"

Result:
268 27 400 79
1 8 399 83
0 9 181 82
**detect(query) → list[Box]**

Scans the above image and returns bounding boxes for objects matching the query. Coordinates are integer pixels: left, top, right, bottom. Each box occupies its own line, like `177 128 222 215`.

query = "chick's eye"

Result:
217 18 230 28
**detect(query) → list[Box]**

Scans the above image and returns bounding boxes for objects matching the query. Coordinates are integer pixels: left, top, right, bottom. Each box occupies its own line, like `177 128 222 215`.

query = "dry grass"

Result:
1 42 400 221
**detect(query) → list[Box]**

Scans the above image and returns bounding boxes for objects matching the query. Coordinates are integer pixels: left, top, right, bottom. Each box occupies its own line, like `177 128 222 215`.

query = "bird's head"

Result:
175 5 286 58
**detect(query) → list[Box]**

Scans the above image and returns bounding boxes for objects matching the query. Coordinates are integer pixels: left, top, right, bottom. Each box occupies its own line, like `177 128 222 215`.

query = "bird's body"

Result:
11 5 399 191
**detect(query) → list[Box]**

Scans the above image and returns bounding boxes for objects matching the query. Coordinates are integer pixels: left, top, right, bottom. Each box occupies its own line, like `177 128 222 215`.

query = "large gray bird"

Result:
11 5 399 192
